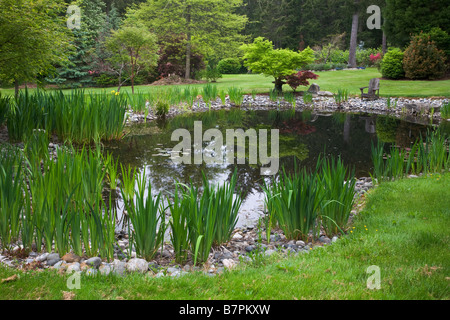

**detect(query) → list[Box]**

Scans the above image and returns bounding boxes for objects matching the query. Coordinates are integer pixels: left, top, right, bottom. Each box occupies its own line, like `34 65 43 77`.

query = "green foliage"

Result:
241 37 315 92
4 89 127 143
263 167 322 241
106 25 159 93
129 0 247 76
201 65 223 83
0 0 73 90
228 87 244 106
169 171 243 265
0 143 117 259
403 34 447 80
381 48 405 80
121 169 166 261
384 0 450 47
217 58 244 74
155 99 170 118
371 130 450 182
441 102 450 119
318 156 356 236
333 88 349 107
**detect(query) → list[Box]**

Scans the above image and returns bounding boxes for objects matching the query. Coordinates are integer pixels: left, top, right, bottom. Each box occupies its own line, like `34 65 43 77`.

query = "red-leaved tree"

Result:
285 70 319 92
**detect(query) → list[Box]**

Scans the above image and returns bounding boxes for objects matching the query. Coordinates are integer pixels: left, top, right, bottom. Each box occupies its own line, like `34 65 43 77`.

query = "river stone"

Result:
67 263 81 273
47 253 60 261
319 236 331 244
112 261 127 276
126 258 148 273
296 240 306 247
86 257 102 269
331 236 339 243
222 259 237 270
307 83 320 94
62 253 81 263
99 264 112 276
265 249 277 257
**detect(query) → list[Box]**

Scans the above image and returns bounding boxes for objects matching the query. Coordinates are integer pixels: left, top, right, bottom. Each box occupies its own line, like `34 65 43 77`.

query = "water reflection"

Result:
104 110 431 228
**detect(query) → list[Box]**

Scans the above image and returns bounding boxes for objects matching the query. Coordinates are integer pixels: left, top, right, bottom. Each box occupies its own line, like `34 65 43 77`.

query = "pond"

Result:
104 109 431 229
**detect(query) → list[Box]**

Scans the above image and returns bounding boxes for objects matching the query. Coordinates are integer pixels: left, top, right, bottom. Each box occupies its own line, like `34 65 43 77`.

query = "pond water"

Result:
104 109 431 228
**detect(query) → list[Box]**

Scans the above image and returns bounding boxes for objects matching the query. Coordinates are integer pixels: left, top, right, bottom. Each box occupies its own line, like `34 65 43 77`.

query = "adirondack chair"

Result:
360 78 380 100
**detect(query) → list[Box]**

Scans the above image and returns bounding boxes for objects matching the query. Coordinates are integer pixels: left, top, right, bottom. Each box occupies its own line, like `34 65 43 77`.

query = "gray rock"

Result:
126 258 148 273
53 261 65 269
307 83 320 94
296 240 306 247
67 263 81 273
26 258 35 264
265 249 277 257
154 272 165 278
167 267 181 274
47 259 60 266
331 236 339 243
47 253 60 261
0 255 6 261
86 257 102 269
99 265 112 276
112 261 127 276
319 236 331 244
35 253 48 262
245 245 255 253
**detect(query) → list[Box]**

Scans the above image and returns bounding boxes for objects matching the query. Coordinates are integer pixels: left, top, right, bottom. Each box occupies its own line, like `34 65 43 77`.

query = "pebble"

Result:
85 257 102 269
126 258 148 273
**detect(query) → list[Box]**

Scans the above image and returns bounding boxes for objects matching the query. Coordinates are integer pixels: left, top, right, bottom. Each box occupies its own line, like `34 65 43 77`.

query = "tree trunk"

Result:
185 4 192 80
274 78 284 93
348 13 359 68
14 79 19 98
382 32 387 54
130 54 135 94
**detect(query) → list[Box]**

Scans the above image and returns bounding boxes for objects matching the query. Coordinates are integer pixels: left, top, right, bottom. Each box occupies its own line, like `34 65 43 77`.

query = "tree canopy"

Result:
0 0 73 94
241 37 315 92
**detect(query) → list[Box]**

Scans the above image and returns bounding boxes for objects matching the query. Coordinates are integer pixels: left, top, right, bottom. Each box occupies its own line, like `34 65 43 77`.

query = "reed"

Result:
228 87 244 107
284 92 296 110
318 156 357 236
121 170 166 260
263 167 322 241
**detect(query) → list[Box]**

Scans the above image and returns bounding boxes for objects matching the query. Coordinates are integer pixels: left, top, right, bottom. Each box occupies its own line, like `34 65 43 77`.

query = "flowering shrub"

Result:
285 70 319 91
403 34 447 80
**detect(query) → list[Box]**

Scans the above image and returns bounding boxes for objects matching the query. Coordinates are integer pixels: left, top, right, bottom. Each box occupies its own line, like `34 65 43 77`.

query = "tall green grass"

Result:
263 167 323 241
228 87 244 107
4 89 128 143
371 129 450 182
318 156 357 236
121 169 166 260
168 171 243 265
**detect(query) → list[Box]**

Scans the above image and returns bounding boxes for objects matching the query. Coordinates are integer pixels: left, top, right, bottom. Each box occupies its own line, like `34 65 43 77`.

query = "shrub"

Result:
155 99 170 118
201 65 222 82
403 34 447 80
381 48 405 79
217 58 242 74
285 70 319 91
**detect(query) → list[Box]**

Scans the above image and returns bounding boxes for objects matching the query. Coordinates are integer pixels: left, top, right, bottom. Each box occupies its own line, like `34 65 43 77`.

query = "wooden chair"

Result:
360 78 380 100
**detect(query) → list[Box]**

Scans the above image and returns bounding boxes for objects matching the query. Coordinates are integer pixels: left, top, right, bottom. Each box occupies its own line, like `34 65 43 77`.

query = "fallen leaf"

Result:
1 274 18 283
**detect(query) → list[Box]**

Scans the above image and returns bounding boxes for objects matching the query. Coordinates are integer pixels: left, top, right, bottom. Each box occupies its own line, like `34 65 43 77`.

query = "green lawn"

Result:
1 172 448 300
1 68 449 97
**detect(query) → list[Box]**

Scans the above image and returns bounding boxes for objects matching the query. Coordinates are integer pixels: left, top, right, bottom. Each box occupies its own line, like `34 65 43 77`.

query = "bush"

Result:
403 34 447 80
381 48 405 79
200 65 222 82
285 70 319 91
217 58 242 74
95 73 117 87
